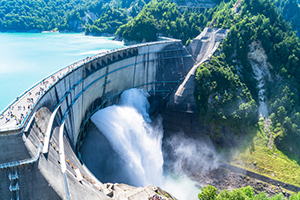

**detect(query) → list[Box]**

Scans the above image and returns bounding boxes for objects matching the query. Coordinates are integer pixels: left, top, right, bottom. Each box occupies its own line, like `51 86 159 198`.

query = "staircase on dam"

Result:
163 28 229 136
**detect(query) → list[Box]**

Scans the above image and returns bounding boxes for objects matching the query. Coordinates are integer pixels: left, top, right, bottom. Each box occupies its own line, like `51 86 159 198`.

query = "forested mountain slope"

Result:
273 0 300 36
0 0 101 31
1 0 299 38
192 0 300 192
116 0 227 43
196 0 300 148
0 0 147 32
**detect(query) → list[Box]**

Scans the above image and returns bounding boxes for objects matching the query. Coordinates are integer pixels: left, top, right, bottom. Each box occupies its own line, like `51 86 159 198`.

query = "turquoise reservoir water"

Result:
0 32 124 111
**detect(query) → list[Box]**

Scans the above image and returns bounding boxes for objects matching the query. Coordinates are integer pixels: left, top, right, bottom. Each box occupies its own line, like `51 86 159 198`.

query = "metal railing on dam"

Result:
0 38 187 134
0 38 193 199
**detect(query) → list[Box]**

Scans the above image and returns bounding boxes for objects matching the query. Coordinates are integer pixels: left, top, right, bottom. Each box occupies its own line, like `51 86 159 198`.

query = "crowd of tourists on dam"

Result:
0 73 56 128
0 49 118 130
0 63 71 127
2 99 32 125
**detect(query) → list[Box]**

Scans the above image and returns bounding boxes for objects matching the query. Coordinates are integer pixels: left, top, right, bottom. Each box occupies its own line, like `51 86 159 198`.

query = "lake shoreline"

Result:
0 29 145 45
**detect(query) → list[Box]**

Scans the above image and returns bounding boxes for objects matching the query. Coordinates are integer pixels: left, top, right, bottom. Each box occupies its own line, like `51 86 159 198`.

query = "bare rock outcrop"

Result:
101 183 177 200
248 40 272 118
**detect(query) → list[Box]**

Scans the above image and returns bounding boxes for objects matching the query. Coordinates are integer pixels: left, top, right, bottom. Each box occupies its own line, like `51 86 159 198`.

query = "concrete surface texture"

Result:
101 183 176 200
0 38 193 199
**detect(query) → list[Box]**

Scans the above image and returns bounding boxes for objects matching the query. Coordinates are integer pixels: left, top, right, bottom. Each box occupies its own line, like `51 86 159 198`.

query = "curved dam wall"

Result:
0 39 193 199
38 39 191 149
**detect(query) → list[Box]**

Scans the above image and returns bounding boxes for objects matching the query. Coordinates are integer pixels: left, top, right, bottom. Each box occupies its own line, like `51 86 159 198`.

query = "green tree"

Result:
277 106 287 122
198 185 217 200
290 192 300 200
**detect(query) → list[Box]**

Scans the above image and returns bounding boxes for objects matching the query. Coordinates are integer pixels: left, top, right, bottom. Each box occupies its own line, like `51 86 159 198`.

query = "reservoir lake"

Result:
0 32 124 111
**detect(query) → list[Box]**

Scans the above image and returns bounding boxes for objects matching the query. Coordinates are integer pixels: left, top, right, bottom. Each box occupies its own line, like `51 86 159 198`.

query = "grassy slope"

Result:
229 118 300 188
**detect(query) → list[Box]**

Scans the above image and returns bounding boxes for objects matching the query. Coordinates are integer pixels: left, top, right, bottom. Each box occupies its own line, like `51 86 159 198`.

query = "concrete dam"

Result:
0 28 227 199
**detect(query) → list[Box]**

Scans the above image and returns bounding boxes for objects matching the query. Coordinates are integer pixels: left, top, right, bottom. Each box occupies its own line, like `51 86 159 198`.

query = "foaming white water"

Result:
119 89 151 123
163 174 200 200
91 88 163 186
162 133 219 200
91 88 205 199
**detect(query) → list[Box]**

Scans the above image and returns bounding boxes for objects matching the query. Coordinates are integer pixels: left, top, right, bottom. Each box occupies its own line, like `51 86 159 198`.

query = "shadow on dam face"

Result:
80 123 136 185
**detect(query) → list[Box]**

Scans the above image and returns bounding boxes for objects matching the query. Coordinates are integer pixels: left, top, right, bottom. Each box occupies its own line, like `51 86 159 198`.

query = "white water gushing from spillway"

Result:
91 89 164 187
91 88 208 199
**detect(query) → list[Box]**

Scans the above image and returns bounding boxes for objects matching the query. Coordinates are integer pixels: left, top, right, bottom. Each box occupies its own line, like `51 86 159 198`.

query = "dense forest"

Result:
85 6 129 36
116 0 300 43
0 0 146 32
0 0 98 31
273 0 300 37
116 0 236 43
116 0 212 43
85 0 150 35
1 0 299 39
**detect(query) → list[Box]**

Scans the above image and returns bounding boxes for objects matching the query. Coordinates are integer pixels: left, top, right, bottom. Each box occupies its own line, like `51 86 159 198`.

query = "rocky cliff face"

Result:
68 12 99 32
207 41 274 147
248 40 272 118
82 12 99 23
